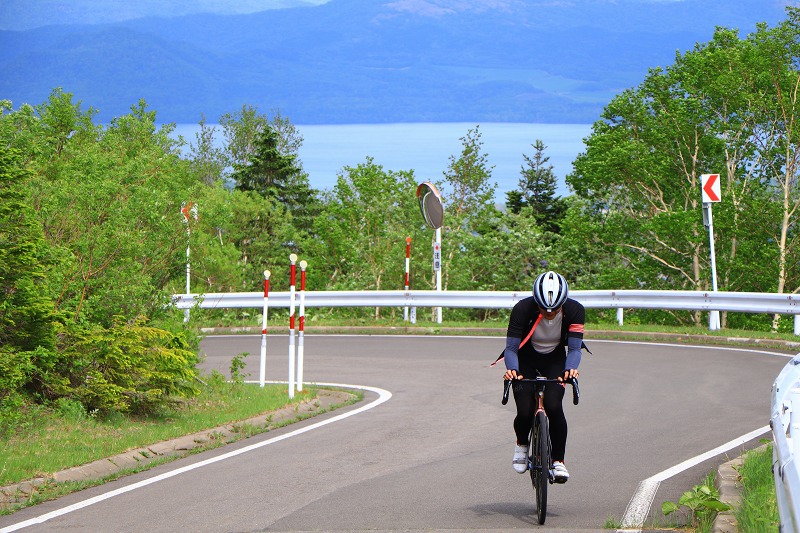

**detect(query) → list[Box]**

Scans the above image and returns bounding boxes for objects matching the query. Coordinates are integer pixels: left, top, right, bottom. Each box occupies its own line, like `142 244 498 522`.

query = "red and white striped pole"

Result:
297 260 307 392
404 237 411 321
259 270 271 388
288 253 298 398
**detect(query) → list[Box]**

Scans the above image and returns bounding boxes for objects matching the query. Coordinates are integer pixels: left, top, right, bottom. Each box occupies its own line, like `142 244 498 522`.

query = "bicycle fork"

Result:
530 389 554 482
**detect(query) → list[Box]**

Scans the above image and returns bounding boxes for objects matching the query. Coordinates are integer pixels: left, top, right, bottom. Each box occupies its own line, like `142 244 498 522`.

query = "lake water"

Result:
171 122 592 200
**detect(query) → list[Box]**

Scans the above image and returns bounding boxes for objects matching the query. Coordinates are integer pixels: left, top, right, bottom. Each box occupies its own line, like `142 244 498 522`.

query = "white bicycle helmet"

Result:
532 271 569 312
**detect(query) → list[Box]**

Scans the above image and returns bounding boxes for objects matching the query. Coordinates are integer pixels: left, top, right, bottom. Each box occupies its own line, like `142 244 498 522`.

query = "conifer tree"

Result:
507 139 566 233
0 146 55 353
231 124 318 232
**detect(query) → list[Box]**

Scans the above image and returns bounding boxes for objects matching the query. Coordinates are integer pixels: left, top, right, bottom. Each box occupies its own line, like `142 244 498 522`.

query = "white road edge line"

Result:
0 382 392 533
617 425 771 532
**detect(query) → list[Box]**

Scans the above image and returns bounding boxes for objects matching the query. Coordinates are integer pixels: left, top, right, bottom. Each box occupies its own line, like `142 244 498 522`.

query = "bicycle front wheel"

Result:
530 411 550 525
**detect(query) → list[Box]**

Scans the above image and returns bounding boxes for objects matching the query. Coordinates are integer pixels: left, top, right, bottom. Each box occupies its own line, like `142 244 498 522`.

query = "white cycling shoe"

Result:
553 461 569 483
512 444 529 474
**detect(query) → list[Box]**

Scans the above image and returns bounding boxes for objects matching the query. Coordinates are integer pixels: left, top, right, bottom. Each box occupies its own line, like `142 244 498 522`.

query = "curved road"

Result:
0 335 791 532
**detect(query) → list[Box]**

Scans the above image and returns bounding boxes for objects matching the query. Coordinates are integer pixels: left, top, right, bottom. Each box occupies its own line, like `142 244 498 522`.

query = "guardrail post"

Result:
795 315 800 336
617 308 624 326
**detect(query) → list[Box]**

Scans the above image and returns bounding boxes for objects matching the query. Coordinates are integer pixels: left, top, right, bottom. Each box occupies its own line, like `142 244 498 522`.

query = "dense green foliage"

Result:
4 11 800 435
567 10 800 330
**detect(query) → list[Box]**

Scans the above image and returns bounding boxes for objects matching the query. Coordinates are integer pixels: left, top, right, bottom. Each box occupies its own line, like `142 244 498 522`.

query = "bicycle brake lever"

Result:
502 379 512 405
571 378 580 405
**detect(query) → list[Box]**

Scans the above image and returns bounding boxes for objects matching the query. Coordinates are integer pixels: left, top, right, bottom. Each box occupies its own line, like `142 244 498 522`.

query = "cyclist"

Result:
501 271 585 483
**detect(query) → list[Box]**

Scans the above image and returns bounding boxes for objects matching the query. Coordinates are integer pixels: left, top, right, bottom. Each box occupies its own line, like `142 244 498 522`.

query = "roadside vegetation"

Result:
662 472 730 532
736 444 779 532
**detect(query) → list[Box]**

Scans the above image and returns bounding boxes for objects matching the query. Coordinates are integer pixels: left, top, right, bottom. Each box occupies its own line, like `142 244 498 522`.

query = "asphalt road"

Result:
0 335 792 533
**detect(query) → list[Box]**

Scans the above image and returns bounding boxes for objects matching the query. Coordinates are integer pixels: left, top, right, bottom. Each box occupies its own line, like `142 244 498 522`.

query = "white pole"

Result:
288 253 298 398
181 202 196 323
259 270 271 388
404 237 411 321
297 260 307 393
185 230 191 296
184 227 190 323
435 227 442 324
706 203 721 330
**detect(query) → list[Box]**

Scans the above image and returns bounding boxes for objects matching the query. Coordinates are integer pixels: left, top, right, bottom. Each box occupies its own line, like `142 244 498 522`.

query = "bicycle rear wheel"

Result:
529 412 550 524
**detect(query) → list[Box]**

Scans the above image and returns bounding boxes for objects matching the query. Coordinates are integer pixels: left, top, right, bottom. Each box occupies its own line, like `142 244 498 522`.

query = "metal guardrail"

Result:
173 289 800 331
173 288 800 312
772 356 800 532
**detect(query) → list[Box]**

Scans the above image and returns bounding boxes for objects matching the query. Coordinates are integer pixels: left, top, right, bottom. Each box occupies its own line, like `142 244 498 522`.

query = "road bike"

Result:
502 376 580 525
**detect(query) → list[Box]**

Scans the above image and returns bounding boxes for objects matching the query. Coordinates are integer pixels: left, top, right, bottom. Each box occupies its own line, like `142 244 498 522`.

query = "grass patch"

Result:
0 373 332 486
736 444 779 532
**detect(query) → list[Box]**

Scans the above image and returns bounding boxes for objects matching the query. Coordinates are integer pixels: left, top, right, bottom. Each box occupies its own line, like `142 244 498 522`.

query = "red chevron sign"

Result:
701 173 721 203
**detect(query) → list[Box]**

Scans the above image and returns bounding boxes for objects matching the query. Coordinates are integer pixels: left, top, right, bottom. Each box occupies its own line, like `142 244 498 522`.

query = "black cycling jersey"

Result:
507 296 586 355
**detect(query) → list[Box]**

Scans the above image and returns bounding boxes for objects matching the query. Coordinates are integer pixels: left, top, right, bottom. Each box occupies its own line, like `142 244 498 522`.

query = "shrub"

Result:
30 317 200 415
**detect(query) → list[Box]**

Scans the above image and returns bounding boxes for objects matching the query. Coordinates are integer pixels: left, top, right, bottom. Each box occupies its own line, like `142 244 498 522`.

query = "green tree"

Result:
220 106 319 236
440 126 501 295
219 104 305 175
314 158 421 316
0 143 55 354
736 12 800 329
566 20 791 326
1 91 203 417
22 100 196 325
232 125 301 198
506 139 566 234
0 138 57 434
188 115 226 186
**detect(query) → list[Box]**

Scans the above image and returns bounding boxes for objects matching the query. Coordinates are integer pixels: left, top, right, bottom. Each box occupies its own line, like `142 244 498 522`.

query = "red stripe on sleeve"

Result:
569 324 584 333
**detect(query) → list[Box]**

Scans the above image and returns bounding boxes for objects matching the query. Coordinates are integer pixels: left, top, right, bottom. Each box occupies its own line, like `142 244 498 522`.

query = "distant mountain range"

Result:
0 0 791 124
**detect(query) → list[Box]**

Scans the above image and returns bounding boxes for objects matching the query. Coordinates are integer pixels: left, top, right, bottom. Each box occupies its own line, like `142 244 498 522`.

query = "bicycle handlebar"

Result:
502 377 580 406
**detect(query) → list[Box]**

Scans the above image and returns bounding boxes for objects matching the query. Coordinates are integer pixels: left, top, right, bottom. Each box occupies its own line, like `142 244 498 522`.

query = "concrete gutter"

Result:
713 452 745 533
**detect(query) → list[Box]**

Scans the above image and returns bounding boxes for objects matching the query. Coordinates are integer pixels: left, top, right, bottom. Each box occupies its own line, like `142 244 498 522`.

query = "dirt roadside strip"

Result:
0 389 355 509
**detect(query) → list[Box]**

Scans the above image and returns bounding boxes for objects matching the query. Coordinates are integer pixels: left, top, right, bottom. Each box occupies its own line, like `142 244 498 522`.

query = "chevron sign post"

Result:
701 174 721 330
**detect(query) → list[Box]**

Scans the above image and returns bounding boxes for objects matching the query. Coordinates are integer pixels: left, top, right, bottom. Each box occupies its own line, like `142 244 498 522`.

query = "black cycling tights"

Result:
512 350 568 462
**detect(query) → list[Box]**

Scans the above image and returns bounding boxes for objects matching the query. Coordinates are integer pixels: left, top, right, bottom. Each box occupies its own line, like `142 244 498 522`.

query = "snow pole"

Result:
180 202 197 322
259 270 271 388
404 237 411 321
288 253 298 398
297 260 307 392
434 227 442 323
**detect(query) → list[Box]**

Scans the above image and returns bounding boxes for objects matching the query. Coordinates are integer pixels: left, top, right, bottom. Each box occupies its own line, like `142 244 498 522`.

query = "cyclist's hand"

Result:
559 368 579 382
504 369 523 380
